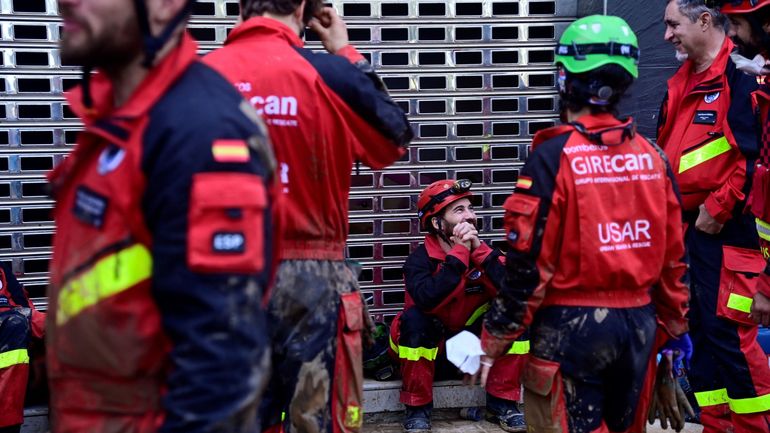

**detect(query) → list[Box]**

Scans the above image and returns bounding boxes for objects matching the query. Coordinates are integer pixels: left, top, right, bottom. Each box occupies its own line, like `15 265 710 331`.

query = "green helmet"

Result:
556 15 640 78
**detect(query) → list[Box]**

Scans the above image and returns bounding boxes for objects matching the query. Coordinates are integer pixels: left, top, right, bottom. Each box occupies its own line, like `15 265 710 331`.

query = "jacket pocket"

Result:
188 173 266 273
503 194 541 253
716 245 766 326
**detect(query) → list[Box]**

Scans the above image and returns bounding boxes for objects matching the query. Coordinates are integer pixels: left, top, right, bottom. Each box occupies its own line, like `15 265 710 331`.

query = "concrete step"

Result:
363 409 704 433
363 379 485 414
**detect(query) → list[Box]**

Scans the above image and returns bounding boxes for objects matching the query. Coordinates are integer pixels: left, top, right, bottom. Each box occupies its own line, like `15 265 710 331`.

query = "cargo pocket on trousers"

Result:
502 194 541 253
520 356 567 433
334 292 365 432
716 245 766 326
188 173 266 273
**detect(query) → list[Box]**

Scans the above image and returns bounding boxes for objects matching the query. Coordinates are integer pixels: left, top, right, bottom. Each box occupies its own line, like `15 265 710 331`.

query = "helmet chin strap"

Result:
80 0 195 109
132 0 195 68
433 218 453 246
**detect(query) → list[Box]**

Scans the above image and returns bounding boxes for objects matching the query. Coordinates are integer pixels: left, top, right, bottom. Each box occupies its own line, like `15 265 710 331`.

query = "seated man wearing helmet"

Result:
389 179 529 433
474 15 691 433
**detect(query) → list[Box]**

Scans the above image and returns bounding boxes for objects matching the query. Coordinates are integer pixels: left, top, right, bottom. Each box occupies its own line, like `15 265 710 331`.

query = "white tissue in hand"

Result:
446 330 487 375
730 51 770 76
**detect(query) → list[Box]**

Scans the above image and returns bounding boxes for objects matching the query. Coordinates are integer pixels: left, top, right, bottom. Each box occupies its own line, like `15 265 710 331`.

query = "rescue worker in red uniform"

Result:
204 1 412 433
712 0 770 329
475 15 691 433
659 1 770 430
388 180 529 433
0 264 44 433
48 0 276 431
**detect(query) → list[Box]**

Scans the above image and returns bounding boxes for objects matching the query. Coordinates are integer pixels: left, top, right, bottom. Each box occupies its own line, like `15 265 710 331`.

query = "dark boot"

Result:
486 394 526 433
403 402 432 433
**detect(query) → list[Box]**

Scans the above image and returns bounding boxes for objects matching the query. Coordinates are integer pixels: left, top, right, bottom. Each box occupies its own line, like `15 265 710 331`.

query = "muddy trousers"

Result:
259 260 365 433
0 309 30 428
522 305 657 433
687 226 770 433
389 306 528 407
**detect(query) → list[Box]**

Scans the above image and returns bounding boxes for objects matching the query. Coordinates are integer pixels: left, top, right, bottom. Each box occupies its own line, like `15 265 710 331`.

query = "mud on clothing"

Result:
390 237 528 406
483 113 690 432
205 17 411 433
0 263 45 428
657 36 770 431
260 260 366 433
46 33 276 433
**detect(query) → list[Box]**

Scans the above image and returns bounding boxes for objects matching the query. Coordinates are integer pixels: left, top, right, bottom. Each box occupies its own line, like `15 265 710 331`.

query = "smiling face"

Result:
728 14 763 57
58 0 143 69
664 1 708 60
433 197 477 237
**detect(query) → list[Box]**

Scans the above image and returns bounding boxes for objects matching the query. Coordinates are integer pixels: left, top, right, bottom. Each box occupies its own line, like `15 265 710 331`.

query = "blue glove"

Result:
662 333 693 368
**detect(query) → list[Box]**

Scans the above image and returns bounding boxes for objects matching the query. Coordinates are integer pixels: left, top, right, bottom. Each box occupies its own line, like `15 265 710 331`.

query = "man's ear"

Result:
699 11 711 30
431 217 441 231
295 0 306 23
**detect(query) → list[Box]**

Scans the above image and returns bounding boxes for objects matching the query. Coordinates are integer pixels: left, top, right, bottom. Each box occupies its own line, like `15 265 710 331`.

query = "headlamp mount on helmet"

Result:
417 179 473 220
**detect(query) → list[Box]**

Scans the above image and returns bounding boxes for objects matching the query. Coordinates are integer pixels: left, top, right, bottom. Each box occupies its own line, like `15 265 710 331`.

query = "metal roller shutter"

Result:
0 0 576 320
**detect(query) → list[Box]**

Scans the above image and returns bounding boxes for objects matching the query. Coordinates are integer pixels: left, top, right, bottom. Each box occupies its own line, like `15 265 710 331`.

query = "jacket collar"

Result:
424 234 449 261
65 32 200 126
532 113 631 149
225 16 304 48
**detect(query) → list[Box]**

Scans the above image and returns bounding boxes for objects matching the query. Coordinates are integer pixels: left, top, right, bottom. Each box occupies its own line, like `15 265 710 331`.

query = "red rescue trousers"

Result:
389 306 528 407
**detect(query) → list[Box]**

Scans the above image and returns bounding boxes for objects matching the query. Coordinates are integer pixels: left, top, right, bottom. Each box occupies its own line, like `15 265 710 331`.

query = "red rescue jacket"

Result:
657 37 759 223
402 236 506 332
47 34 276 433
748 84 770 297
0 263 44 427
483 114 690 351
205 18 412 261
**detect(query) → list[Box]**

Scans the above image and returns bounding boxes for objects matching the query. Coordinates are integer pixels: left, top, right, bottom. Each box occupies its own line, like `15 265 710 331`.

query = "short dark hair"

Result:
240 0 324 24
560 64 634 115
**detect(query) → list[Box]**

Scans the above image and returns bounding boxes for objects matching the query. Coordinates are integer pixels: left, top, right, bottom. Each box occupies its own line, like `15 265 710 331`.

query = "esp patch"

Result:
73 186 108 228
0 295 8 307
212 232 246 253
693 110 717 125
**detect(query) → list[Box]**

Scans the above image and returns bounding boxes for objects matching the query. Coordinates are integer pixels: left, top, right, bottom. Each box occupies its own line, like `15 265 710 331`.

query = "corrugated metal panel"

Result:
0 0 575 320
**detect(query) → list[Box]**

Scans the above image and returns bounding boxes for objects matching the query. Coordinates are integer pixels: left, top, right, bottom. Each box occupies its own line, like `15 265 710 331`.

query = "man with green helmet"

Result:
470 15 691 432
660 1 770 431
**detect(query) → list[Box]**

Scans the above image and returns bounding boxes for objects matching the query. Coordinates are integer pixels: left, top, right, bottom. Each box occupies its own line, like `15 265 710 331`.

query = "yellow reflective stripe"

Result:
727 293 753 314
0 349 29 369
389 335 398 354
56 244 152 325
729 393 770 414
507 340 530 355
398 345 439 362
695 388 730 407
757 218 770 242
345 405 362 428
465 303 490 327
679 136 731 174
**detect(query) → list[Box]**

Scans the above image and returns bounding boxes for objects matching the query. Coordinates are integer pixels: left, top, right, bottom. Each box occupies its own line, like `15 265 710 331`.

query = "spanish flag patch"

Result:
516 176 533 190
212 139 250 163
